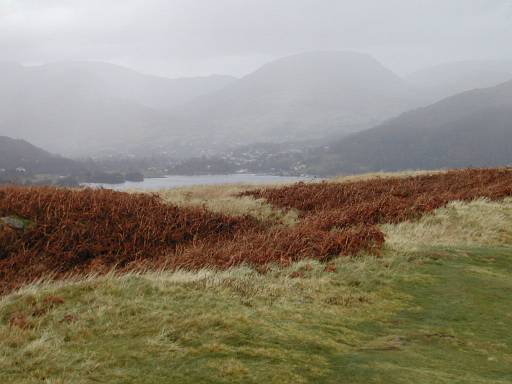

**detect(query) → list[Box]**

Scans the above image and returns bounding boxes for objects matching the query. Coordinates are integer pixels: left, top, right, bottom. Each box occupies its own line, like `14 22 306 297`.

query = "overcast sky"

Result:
1 0 511 78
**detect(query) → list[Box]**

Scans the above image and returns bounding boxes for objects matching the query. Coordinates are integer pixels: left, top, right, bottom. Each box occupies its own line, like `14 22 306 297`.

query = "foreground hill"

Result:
1 168 512 293
0 136 82 175
1 170 512 382
155 51 419 147
0 62 234 156
310 80 512 175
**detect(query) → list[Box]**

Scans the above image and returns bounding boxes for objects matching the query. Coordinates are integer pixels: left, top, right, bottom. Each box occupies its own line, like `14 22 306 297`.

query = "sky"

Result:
1 0 511 78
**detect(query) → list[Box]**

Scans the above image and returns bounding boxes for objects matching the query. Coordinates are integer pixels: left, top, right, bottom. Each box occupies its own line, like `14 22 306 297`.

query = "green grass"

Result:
1 197 512 383
327 247 512 383
0 255 403 383
1 247 512 383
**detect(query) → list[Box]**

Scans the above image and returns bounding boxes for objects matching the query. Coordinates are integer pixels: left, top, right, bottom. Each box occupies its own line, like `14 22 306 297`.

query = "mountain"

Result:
37 62 236 112
0 62 235 156
406 60 512 102
0 53 421 157
0 136 82 175
309 80 512 175
166 51 419 147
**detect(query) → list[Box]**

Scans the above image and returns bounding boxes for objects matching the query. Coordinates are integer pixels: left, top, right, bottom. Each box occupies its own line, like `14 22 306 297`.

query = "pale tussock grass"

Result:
123 170 453 228
156 183 299 225
330 169 446 184
153 170 448 225
383 198 512 251
0 253 403 383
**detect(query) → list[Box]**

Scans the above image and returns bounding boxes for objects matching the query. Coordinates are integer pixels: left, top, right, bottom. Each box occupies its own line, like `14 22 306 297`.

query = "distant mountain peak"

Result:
168 50 417 150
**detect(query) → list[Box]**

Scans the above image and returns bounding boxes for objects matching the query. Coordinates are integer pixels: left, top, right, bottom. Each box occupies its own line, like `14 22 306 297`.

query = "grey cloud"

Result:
1 0 511 77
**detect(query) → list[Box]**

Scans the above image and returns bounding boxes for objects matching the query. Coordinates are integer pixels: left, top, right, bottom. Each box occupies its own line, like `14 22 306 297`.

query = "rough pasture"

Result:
1 168 512 293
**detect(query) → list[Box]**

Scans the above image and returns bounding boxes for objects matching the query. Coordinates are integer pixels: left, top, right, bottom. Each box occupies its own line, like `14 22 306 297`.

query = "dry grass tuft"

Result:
330 169 446 184
157 183 298 225
383 197 512 250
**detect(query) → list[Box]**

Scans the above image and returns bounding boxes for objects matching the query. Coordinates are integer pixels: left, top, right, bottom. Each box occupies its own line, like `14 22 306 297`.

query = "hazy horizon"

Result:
1 0 512 171
1 0 512 78
2 4 512 380
3 54 512 82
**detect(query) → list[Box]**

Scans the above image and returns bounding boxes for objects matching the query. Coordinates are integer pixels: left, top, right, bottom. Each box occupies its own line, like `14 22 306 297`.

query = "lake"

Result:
82 174 315 191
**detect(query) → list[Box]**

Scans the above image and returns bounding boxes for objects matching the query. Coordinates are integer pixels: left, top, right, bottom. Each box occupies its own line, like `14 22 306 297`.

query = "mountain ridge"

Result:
0 136 82 175
166 51 420 147
308 79 512 175
406 60 512 102
0 61 235 155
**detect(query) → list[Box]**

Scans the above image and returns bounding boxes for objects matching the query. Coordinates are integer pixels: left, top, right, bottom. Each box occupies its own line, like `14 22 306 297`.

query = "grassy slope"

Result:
333 246 512 383
1 190 512 383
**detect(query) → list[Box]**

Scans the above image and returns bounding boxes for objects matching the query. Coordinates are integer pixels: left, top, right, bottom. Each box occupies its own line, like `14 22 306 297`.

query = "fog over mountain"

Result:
0 52 421 156
0 61 234 155
2 51 512 159
162 51 420 147
1 0 512 173
407 60 512 102
38 62 236 112
3 1 511 78
310 80 512 175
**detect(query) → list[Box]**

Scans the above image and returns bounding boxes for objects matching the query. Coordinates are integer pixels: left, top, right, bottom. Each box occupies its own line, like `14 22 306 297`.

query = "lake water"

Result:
83 174 315 191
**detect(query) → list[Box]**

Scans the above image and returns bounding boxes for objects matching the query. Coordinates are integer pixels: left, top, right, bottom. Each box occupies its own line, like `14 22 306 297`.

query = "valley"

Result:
2 3 512 381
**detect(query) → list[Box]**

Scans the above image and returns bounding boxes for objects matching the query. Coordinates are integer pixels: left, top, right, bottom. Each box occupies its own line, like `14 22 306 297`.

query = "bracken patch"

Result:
1 168 512 293
0 188 258 293
244 168 512 231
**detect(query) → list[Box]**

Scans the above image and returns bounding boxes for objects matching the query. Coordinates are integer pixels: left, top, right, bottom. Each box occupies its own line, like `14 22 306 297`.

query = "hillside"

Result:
0 62 235 156
3 56 511 162
0 136 82 175
39 61 236 112
309 80 512 175
161 51 420 147
406 60 512 102
0 53 425 158
1 169 512 382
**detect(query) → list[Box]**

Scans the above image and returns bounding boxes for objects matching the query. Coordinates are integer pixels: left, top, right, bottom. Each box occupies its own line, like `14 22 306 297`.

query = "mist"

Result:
1 0 511 77
1 0 512 182
3 3 512 378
